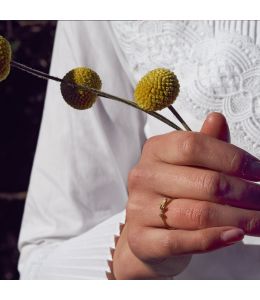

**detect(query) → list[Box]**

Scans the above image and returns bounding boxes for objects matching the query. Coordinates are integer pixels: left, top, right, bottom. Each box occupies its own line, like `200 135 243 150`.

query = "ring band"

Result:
159 198 172 229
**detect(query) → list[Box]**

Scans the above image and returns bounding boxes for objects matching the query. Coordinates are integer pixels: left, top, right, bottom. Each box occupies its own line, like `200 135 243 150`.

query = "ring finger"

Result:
130 195 260 235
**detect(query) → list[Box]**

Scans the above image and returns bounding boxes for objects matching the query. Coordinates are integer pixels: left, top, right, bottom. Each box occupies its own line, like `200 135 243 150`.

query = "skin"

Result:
112 113 260 279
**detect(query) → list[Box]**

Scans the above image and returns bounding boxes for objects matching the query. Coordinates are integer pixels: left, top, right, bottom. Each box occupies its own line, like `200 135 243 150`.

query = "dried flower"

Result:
2 44 186 130
134 68 180 111
0 36 12 82
60 67 102 110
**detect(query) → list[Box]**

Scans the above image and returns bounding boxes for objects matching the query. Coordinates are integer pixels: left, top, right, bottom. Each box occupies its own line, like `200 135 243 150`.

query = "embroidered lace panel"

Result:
111 20 260 158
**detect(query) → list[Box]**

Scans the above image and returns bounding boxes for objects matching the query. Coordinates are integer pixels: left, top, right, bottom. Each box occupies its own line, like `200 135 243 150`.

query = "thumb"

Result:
200 112 230 143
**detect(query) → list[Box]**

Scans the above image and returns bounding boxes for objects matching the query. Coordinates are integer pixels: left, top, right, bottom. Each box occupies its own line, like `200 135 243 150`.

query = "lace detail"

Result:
111 21 260 158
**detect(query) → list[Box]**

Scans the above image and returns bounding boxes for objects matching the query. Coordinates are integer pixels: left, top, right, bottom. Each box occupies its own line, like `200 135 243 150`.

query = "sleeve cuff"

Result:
19 210 126 280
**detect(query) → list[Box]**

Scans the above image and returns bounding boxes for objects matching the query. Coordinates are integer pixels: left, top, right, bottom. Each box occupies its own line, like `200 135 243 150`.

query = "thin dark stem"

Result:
10 60 183 131
11 61 63 83
168 105 191 131
96 91 182 131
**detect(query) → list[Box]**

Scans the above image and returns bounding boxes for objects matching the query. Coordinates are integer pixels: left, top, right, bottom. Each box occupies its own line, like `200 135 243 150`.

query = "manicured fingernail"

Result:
221 229 244 244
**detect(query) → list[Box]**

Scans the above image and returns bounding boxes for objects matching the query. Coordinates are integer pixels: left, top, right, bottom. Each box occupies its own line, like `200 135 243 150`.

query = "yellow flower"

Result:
0 36 12 82
60 67 102 110
134 68 180 111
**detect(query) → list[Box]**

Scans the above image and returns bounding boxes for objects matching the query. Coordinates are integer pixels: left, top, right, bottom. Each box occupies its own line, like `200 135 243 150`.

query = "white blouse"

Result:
18 20 260 279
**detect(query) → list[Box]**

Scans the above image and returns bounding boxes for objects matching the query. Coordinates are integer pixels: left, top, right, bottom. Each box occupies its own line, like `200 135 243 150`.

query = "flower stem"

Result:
96 90 182 131
168 105 191 131
10 60 183 131
11 60 63 83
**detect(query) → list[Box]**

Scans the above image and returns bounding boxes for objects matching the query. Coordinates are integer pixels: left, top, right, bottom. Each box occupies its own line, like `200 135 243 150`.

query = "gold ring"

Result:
159 198 172 229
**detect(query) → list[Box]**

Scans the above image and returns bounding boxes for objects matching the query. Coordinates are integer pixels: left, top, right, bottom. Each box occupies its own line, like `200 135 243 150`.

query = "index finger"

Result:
144 131 260 181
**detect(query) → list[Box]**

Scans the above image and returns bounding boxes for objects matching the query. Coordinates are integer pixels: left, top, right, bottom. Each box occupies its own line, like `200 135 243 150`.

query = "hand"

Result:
113 113 260 279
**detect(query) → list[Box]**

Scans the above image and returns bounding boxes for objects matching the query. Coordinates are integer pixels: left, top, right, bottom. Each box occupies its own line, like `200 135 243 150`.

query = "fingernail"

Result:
221 229 244 244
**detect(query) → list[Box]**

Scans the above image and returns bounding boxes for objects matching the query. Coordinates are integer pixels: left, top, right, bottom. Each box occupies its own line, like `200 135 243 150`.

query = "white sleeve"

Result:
18 21 147 279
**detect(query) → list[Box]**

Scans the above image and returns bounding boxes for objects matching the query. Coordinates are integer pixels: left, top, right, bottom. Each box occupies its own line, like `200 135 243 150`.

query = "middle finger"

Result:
138 162 260 210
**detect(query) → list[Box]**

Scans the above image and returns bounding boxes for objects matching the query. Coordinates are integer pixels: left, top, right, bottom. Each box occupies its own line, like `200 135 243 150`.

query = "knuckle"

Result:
200 172 229 199
180 133 199 158
127 166 144 191
128 164 155 192
125 201 138 221
185 203 214 228
126 194 147 224
142 136 160 154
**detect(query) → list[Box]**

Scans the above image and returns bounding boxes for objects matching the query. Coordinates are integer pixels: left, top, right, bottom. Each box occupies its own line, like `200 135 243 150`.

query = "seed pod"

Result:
134 68 180 111
0 36 12 82
60 67 102 110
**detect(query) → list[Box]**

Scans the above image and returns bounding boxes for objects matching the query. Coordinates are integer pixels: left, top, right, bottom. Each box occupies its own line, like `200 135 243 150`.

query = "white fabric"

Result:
112 21 260 157
18 21 146 279
18 20 260 279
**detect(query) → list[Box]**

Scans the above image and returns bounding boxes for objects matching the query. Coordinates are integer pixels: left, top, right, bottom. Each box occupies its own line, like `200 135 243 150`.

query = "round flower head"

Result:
134 68 180 111
0 36 12 82
60 67 102 110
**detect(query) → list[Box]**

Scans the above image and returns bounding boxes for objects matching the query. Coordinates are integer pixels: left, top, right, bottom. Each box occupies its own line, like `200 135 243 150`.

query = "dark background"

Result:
0 21 57 279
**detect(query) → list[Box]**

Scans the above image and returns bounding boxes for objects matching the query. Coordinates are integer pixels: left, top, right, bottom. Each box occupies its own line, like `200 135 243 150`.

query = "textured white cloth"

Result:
18 21 260 279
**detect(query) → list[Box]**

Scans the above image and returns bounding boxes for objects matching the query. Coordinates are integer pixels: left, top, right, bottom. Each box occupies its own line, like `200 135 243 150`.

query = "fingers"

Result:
143 131 260 181
128 225 244 262
131 196 260 235
200 112 230 142
129 162 260 210
167 199 260 234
